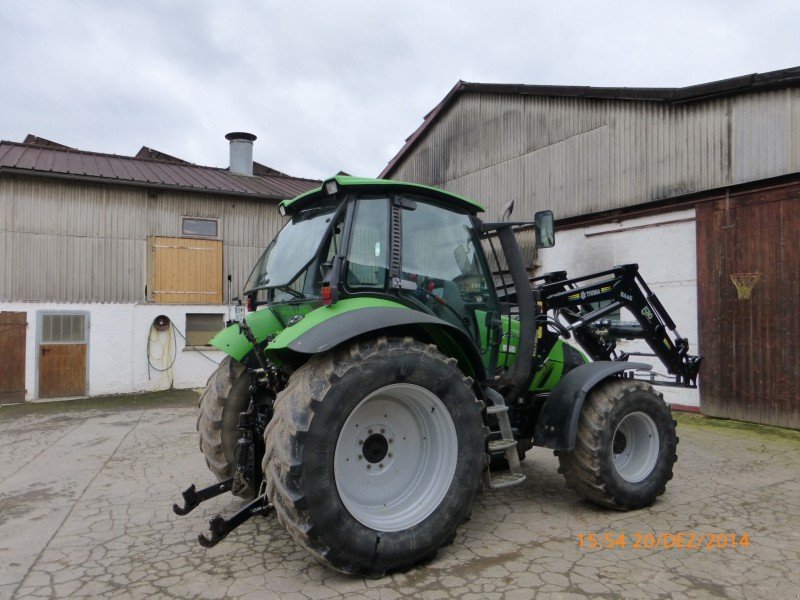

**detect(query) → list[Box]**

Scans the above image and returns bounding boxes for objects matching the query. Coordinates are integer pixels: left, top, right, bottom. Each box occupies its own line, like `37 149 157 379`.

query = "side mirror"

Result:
454 244 471 274
534 210 555 248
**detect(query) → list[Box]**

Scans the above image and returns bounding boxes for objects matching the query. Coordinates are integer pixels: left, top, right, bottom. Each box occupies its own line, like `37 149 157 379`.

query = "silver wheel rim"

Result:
612 411 660 483
334 383 458 532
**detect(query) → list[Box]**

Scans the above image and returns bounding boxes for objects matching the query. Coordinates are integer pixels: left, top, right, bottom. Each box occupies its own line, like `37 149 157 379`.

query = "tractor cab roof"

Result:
279 175 485 215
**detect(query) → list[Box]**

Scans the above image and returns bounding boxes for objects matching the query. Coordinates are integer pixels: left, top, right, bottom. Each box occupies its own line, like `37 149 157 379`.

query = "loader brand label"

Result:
641 307 655 321
575 285 613 301
620 291 633 302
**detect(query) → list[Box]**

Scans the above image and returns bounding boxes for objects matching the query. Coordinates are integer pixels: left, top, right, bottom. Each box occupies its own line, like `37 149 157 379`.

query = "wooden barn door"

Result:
0 312 27 403
696 186 799 429
38 313 88 398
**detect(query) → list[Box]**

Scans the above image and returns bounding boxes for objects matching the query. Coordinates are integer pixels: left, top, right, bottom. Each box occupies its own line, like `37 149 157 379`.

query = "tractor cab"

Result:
240 176 537 360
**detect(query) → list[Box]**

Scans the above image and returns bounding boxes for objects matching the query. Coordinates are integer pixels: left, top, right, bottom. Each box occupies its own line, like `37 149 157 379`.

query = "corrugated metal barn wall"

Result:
0 175 284 303
390 89 800 221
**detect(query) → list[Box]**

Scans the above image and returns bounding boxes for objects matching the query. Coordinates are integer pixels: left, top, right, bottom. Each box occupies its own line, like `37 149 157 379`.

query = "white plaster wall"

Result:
537 208 700 407
0 301 232 400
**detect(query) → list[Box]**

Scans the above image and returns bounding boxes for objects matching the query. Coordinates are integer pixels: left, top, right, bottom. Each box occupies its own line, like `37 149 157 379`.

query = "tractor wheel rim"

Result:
334 383 458 532
611 411 660 483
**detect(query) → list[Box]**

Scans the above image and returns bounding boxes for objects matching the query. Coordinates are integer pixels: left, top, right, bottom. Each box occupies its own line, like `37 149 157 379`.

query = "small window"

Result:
182 217 218 238
185 313 224 347
41 314 87 343
346 198 390 289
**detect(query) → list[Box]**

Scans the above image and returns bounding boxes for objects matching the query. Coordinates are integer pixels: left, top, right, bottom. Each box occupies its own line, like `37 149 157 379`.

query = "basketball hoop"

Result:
729 272 760 300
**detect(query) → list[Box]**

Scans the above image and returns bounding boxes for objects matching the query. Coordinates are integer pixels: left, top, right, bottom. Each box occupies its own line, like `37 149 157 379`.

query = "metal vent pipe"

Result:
225 132 256 176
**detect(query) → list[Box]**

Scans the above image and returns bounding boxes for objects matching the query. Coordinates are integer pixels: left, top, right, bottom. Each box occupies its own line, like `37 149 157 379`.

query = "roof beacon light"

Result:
324 179 339 196
279 204 286 217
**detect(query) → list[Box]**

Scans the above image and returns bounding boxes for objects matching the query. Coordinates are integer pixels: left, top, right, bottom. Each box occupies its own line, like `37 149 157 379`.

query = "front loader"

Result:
173 175 702 576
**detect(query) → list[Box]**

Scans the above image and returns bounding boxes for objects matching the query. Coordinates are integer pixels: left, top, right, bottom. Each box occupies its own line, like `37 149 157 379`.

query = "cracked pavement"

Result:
1 392 799 599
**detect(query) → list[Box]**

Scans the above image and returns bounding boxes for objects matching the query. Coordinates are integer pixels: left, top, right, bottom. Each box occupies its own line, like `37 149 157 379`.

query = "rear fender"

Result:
271 304 486 381
212 297 486 381
533 361 651 451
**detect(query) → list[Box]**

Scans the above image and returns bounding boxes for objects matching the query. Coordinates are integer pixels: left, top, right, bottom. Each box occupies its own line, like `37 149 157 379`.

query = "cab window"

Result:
346 197 390 289
400 199 497 338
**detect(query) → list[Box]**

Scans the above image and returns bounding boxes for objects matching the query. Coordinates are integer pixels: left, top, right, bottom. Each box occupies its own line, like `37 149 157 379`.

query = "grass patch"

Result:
675 411 800 443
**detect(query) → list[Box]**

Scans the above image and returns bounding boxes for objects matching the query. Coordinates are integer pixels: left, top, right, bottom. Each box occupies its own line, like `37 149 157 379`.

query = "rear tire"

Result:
558 379 677 510
197 356 255 498
263 337 485 576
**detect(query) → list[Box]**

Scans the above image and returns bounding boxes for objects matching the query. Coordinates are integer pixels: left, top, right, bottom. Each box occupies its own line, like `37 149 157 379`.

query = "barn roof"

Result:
0 139 320 200
380 66 800 178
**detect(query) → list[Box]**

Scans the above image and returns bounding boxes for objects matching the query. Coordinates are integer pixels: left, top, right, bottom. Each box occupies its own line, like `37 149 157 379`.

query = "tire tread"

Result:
263 336 483 576
558 378 677 509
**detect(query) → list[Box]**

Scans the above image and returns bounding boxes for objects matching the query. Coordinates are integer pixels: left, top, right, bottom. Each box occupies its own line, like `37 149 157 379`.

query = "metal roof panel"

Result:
381 65 800 178
0 141 319 200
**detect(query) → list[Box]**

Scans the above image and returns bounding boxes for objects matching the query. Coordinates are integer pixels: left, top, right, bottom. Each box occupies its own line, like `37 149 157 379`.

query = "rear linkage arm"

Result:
173 471 274 548
172 316 279 547
173 477 274 548
197 494 273 548
173 479 233 516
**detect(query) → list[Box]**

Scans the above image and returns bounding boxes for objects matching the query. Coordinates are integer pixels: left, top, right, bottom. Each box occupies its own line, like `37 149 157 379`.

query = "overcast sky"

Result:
1 1 798 180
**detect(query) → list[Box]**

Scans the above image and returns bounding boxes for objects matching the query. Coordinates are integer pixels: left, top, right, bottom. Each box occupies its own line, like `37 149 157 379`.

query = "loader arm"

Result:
536 263 702 387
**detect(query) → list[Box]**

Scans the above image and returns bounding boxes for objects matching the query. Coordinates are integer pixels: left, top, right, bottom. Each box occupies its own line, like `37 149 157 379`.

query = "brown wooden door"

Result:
696 185 800 429
147 236 223 304
0 312 27 403
39 343 87 398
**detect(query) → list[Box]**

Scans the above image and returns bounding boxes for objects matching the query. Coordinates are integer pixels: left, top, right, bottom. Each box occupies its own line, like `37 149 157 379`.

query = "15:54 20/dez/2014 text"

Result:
577 532 750 550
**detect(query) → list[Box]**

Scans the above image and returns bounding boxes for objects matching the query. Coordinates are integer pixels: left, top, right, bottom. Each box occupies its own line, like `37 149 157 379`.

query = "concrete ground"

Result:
1 392 799 600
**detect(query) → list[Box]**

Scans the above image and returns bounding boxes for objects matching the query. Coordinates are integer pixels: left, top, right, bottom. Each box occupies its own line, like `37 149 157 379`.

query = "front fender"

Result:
209 308 284 362
533 361 651 451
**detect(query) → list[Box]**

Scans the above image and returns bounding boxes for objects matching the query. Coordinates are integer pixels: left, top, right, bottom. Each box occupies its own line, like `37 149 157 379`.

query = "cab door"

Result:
396 197 499 357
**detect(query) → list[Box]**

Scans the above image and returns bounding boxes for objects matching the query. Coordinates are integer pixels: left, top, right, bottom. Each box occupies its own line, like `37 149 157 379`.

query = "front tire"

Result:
558 379 677 509
263 337 485 576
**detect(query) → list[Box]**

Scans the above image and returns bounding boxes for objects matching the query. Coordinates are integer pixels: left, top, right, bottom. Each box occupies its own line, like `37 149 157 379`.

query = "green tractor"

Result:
173 175 701 576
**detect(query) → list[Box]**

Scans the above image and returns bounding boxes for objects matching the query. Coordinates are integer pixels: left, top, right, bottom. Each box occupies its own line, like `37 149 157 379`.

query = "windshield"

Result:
244 201 340 293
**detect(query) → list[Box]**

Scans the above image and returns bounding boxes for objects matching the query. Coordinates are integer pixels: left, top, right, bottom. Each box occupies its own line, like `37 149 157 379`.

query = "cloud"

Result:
1 1 798 179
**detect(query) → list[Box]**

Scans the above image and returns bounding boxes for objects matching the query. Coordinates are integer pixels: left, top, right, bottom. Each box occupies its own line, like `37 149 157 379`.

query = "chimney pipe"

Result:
225 132 257 176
